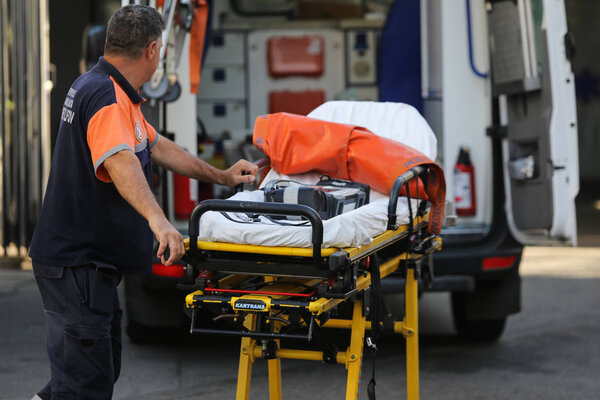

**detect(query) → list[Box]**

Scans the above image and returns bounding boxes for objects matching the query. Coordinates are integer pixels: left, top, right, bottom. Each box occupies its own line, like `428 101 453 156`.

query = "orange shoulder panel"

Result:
87 85 135 182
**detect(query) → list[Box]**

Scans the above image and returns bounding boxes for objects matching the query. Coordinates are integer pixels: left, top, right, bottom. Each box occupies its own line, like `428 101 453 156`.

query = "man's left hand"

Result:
221 159 259 187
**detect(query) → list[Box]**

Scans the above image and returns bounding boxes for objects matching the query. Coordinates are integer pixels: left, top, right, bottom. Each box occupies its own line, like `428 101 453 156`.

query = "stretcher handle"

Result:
253 156 270 169
387 166 427 230
188 199 324 265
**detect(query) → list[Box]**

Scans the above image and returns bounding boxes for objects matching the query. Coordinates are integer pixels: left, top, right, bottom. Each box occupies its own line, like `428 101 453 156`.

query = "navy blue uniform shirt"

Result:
30 57 160 274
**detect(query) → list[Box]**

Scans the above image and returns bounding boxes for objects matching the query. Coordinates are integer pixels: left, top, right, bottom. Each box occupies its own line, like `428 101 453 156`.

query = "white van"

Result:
124 0 579 342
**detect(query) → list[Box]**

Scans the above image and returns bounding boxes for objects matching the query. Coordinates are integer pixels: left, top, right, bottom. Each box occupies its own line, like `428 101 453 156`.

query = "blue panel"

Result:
213 68 226 81
213 104 226 117
212 33 224 47
378 0 422 113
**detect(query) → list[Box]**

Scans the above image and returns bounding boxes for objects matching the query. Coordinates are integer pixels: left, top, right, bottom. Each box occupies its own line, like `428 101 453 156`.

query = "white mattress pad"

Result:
199 171 420 248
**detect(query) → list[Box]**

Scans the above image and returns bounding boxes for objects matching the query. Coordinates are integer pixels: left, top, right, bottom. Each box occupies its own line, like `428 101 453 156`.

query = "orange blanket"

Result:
253 113 445 234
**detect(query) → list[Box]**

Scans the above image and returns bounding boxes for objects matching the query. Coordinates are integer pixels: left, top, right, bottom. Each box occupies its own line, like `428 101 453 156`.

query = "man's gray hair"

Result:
105 5 165 59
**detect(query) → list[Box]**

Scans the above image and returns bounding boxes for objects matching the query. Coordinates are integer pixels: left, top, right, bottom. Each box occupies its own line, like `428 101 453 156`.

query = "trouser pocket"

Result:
64 325 113 400
88 267 120 315
33 264 66 313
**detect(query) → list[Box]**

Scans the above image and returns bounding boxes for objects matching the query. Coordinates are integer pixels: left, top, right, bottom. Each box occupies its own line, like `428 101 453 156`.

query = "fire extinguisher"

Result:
173 173 198 220
454 147 476 216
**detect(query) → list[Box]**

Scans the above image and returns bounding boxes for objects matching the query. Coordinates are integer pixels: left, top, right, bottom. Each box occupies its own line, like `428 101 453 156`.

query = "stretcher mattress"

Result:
198 101 437 249
199 174 420 248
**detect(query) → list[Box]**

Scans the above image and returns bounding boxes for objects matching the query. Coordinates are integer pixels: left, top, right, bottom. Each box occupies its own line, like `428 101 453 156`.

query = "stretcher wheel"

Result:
184 263 196 283
342 263 358 293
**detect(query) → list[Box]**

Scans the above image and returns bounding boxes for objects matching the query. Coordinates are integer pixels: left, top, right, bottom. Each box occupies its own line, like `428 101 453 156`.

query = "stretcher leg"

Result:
344 299 366 400
405 267 419 400
263 278 283 400
236 314 257 400
268 357 282 400
268 325 283 400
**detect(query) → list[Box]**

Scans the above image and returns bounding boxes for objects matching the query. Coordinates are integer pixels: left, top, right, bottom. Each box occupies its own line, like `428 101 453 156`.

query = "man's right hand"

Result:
149 216 185 266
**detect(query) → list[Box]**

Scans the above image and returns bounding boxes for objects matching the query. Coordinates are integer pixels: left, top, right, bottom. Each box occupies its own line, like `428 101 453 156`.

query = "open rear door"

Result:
487 0 578 246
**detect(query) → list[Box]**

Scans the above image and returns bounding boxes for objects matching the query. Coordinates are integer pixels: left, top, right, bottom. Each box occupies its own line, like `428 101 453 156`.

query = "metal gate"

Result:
0 0 52 256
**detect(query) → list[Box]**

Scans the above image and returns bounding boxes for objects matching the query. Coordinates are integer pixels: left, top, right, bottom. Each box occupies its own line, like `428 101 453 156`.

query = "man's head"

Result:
104 5 165 60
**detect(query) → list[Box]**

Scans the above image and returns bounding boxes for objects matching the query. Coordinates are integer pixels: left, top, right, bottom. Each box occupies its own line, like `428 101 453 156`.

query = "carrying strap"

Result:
367 254 382 400
219 212 258 224
264 216 309 227
220 212 309 227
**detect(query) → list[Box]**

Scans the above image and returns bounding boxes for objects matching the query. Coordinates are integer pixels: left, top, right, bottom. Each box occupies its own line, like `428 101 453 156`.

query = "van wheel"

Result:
126 318 188 344
126 319 154 344
450 276 519 342
452 314 506 342
451 291 507 341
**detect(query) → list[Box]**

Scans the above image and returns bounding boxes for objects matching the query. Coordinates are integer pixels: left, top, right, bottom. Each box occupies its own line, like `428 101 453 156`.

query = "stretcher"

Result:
179 164 442 400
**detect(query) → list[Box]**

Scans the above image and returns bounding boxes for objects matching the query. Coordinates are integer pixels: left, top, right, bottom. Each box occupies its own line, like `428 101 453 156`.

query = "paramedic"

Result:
28 5 258 400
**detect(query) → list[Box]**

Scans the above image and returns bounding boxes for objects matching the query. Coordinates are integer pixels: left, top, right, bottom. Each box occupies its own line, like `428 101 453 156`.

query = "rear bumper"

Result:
380 212 524 295
381 274 475 293
433 237 523 281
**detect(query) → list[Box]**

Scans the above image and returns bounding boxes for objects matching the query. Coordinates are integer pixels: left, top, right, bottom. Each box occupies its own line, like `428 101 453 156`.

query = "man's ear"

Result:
145 40 158 60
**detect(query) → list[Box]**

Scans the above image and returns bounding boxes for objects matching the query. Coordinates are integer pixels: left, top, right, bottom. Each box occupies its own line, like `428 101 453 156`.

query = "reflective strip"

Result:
134 139 148 152
149 132 160 149
482 255 516 271
152 263 185 278
94 143 133 174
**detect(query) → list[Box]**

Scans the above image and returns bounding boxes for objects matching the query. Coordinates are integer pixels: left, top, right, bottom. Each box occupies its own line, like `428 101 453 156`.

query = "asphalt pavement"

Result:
1 246 600 399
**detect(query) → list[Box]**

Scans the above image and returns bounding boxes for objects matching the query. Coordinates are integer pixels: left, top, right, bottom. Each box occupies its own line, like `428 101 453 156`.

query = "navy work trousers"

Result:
33 262 123 400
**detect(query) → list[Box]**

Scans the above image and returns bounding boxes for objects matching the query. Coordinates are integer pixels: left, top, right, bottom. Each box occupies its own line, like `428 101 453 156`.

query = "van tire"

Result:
126 319 160 344
452 313 506 342
126 317 190 344
450 274 519 341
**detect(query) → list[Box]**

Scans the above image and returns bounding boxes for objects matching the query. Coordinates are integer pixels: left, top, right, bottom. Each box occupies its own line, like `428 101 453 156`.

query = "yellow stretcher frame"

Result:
181 165 441 400
184 225 441 400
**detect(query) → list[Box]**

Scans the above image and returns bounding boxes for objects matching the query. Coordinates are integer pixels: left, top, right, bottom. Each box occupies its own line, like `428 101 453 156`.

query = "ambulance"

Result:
0 0 573 342
117 0 578 342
